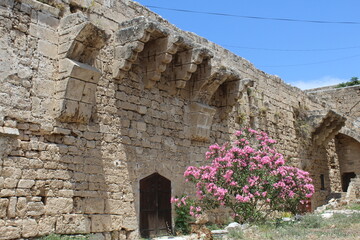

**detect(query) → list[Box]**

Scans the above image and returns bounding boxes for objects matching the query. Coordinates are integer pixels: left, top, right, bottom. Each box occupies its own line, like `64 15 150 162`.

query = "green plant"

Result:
236 112 247 125
247 87 253 96
297 214 323 229
171 195 194 235
182 128 314 224
37 234 90 240
346 203 360 211
259 107 268 115
206 223 223 230
336 77 360 88
227 228 245 239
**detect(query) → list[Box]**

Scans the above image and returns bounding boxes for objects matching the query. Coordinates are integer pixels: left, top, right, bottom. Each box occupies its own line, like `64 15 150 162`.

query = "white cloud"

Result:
289 76 347 90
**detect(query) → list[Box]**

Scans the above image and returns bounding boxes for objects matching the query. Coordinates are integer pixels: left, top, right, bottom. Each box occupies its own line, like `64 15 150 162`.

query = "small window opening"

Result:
320 174 325 190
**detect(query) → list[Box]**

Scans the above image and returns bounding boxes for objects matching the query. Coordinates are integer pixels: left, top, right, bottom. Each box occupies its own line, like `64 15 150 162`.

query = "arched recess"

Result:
56 13 107 123
335 133 360 192
139 173 172 238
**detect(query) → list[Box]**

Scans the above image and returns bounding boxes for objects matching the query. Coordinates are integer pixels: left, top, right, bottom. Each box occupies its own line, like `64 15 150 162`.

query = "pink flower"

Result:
223 170 234 182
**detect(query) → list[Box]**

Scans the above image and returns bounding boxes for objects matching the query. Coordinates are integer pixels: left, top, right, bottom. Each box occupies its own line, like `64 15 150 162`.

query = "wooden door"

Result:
140 173 172 238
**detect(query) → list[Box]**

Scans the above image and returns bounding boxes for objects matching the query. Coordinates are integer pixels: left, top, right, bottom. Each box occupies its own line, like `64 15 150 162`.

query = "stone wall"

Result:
307 85 360 196
0 0 357 239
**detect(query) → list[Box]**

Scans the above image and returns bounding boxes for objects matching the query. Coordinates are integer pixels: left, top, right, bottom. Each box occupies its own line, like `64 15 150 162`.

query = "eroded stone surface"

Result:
0 0 359 239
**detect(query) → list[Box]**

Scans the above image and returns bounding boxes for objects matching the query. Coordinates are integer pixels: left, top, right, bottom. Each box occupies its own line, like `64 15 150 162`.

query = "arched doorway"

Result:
140 173 172 238
335 133 360 192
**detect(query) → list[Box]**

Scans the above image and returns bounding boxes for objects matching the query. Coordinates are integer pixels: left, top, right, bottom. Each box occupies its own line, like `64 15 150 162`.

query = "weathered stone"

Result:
45 197 73 215
56 214 91 234
0 127 19 136
22 219 38 238
38 216 56 236
26 202 45 216
16 197 27 217
0 225 21 240
0 198 9 218
38 40 57 59
91 215 112 232
7 197 17 218
105 199 125 215
119 217 136 232
84 198 104 214
0 1 359 239
17 179 35 188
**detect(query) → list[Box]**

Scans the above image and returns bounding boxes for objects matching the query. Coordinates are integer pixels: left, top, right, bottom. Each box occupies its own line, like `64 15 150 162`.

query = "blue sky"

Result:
135 0 360 89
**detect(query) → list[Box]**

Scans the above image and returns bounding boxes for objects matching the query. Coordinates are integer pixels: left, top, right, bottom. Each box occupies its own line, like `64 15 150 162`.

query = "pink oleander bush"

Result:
178 128 314 223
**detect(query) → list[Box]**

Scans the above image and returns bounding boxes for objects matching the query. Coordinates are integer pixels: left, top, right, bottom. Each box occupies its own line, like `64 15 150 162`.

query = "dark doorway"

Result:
342 172 356 192
140 173 172 238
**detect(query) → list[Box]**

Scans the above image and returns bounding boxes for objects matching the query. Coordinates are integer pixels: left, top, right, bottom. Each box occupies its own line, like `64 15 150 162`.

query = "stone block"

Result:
84 198 104 214
78 102 92 122
56 214 91 234
137 106 147 114
0 0 14 8
0 127 20 136
52 127 71 135
0 198 9 218
29 23 58 44
0 226 21 240
137 122 146 132
110 215 123 231
65 78 86 101
58 99 79 122
16 197 27 217
89 233 105 240
105 199 125 215
7 197 17 218
91 214 112 232
38 11 59 28
22 219 38 238
38 40 58 59
46 197 73 215
4 178 18 188
38 216 56 235
26 201 45 216
187 102 216 141
17 179 35 188
0 189 15 197
122 216 137 231
59 58 101 83
81 82 97 103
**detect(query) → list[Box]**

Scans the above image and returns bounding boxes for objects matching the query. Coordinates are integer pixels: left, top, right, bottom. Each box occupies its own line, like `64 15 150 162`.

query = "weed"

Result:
297 214 323 228
346 203 360 211
227 228 245 239
206 223 223 231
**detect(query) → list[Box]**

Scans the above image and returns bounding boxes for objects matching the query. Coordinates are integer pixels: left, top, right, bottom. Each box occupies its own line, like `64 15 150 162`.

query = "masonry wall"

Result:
336 134 360 177
307 85 360 194
0 0 352 239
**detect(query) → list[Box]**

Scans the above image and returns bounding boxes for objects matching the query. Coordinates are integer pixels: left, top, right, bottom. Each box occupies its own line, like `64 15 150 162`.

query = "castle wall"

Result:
307 85 360 193
0 0 354 239
336 134 360 178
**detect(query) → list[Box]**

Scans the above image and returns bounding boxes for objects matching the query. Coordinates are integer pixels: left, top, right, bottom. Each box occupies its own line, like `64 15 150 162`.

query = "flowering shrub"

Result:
171 195 195 234
182 128 314 223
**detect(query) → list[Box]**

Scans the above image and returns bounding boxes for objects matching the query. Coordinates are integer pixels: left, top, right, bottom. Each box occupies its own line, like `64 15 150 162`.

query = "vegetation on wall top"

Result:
336 77 360 88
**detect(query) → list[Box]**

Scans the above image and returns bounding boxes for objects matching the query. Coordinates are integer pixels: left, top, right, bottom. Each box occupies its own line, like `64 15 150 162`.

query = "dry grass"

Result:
226 212 360 240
